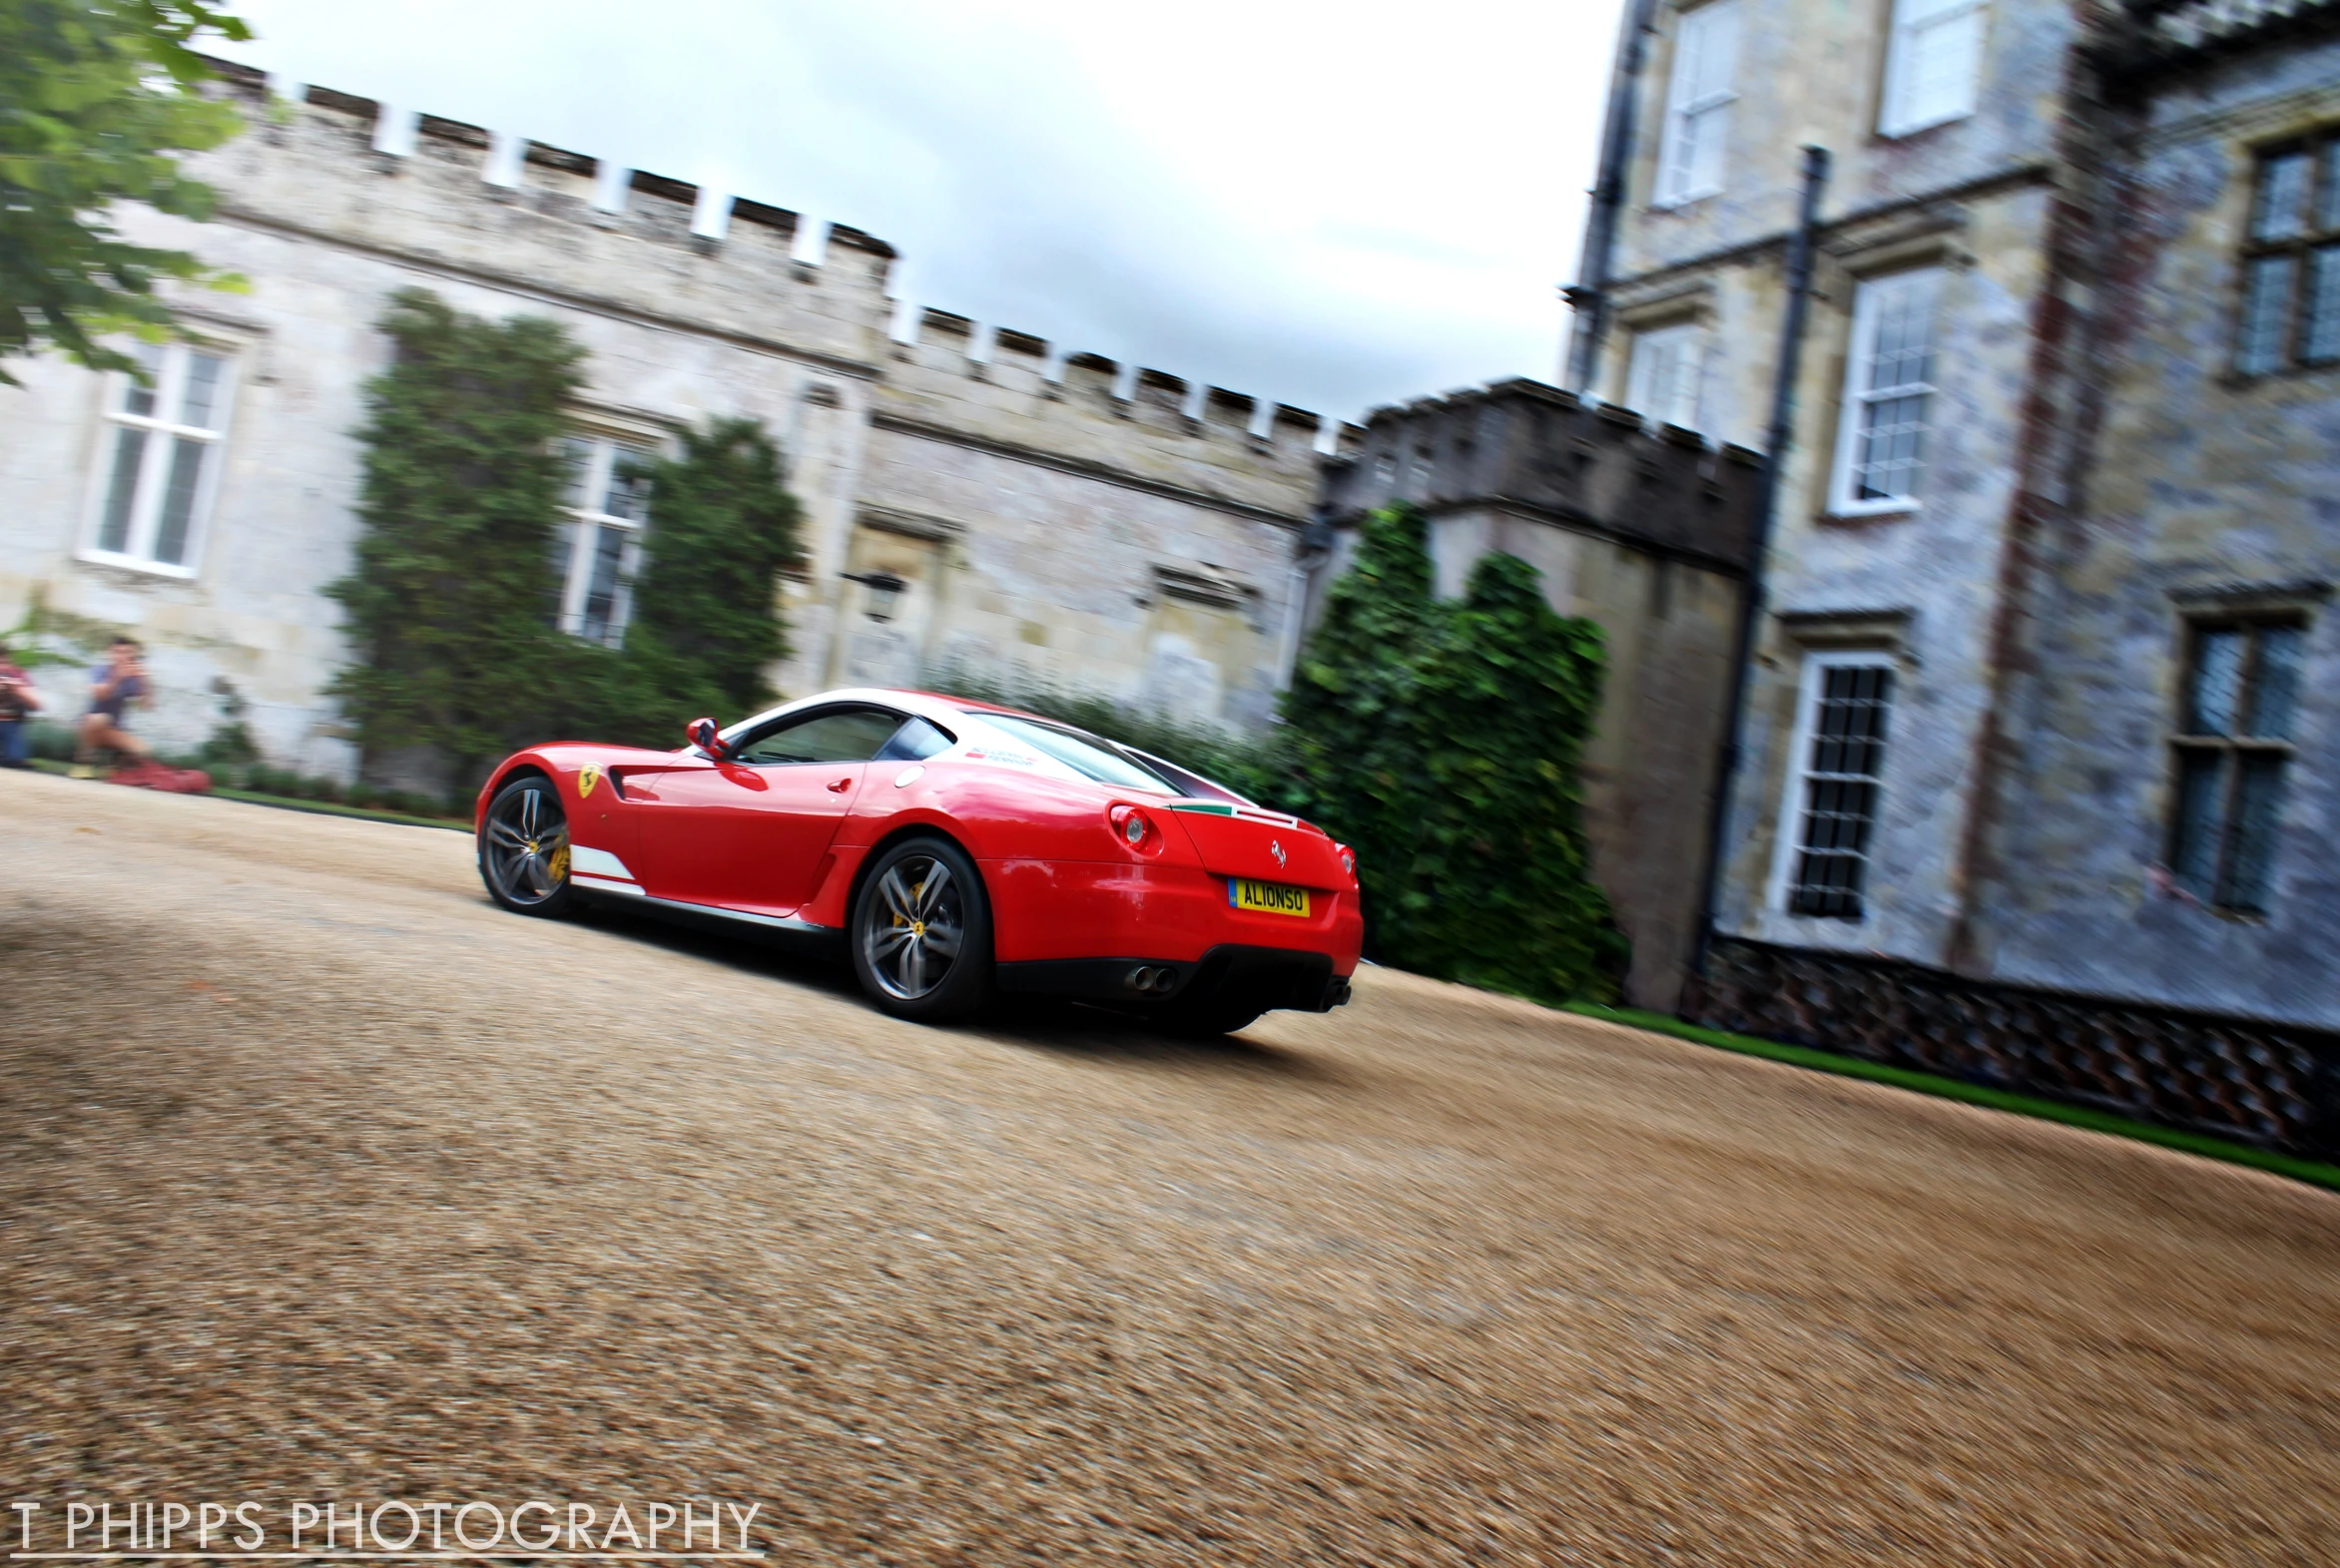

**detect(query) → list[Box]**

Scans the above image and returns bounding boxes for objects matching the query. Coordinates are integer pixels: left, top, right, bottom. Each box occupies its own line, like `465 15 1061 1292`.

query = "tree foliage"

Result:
1282 503 1625 1004
0 0 254 383
329 289 803 795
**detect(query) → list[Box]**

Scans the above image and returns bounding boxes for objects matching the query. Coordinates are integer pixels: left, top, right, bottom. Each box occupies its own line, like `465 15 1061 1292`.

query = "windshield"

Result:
971 713 1176 792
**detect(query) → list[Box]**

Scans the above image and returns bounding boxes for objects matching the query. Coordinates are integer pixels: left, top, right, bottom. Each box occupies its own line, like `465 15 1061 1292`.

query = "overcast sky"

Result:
218 1 1618 422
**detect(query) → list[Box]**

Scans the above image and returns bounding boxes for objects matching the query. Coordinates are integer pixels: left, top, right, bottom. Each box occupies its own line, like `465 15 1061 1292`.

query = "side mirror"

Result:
687 717 728 759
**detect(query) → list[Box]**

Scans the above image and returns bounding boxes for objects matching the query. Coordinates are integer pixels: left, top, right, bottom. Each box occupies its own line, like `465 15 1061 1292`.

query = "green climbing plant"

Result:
1283 502 1624 1004
588 417 805 745
329 288 802 794
327 288 588 790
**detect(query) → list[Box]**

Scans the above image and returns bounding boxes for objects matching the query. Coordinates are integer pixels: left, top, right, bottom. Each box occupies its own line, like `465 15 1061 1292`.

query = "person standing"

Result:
74 636 154 778
0 641 41 769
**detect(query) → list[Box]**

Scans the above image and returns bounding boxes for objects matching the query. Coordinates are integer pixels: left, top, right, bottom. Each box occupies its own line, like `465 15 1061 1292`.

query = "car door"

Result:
629 706 907 914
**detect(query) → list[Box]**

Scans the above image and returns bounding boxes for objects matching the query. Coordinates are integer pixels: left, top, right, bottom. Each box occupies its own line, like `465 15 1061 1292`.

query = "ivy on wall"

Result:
1279 503 1624 1004
329 288 801 795
596 418 804 739
327 288 588 791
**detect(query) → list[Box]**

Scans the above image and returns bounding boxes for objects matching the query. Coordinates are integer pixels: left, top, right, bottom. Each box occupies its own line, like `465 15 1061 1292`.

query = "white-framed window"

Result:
1772 652 1899 920
1879 0 1988 138
1829 267 1942 513
1656 0 1741 208
84 340 238 575
1624 320 1705 429
557 435 653 647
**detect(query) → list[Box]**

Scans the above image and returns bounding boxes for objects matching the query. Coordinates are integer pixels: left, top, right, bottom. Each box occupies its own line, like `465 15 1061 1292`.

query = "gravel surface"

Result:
5 768 2338 1566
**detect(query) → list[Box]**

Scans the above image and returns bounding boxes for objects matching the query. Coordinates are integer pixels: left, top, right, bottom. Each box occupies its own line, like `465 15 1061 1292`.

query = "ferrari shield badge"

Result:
577 763 603 799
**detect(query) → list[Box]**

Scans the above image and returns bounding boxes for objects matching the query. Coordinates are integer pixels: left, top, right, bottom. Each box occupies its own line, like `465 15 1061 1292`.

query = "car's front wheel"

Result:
479 775 577 917
850 835 993 1023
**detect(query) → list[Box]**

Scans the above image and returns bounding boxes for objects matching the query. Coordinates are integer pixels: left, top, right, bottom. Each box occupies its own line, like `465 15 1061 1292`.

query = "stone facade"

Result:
0 63 1322 777
1316 380 1764 1010
1572 0 2340 1141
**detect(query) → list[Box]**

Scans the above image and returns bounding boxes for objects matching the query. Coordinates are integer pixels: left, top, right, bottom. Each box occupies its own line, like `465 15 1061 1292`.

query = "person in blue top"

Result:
73 636 155 778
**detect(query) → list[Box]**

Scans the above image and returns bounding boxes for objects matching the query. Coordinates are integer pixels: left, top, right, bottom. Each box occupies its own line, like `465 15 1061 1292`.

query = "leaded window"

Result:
2235 133 2340 375
2168 620 2307 913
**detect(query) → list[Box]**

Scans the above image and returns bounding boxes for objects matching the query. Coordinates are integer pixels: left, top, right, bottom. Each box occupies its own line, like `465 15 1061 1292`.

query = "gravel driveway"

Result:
4 769 2336 1566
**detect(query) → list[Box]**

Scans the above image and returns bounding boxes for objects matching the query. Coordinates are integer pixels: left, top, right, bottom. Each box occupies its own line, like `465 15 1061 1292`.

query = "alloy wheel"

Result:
483 783 569 906
862 854 964 1000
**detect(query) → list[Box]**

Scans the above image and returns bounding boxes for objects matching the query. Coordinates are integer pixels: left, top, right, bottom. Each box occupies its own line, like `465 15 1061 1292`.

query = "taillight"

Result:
1337 844 1357 877
1108 803 1153 848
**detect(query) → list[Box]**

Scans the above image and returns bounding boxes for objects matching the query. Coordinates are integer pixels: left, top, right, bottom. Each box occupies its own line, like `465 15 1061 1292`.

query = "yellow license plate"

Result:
1229 878 1311 917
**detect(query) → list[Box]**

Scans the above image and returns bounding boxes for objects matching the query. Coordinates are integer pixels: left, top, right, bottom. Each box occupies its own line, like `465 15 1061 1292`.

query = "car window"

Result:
973 713 1175 791
733 707 903 766
875 716 954 764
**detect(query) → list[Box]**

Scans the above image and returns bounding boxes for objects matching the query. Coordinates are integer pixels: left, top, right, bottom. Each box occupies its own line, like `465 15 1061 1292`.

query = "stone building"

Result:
1316 381 1762 1010
1567 0 2340 1154
0 61 1324 777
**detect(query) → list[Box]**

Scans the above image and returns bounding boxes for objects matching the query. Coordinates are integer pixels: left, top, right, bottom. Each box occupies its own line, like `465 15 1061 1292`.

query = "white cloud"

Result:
219 0 1617 419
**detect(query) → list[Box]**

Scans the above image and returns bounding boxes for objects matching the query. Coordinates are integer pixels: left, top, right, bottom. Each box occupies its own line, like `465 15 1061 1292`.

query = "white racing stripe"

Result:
570 844 637 882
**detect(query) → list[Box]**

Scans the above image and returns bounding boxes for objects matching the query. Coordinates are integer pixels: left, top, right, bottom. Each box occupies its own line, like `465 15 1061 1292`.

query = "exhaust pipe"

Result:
1124 965 1179 995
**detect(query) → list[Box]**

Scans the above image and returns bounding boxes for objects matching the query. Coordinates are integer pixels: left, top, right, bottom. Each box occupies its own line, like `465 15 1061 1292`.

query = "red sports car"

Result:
473 688 1363 1033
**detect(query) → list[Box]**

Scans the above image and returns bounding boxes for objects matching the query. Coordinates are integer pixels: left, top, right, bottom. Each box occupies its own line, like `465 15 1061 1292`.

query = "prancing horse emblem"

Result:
1270 838 1287 868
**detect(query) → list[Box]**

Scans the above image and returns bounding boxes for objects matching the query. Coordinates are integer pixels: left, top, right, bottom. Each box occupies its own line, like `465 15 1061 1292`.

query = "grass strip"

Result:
26 759 469 832
1565 1001 2340 1194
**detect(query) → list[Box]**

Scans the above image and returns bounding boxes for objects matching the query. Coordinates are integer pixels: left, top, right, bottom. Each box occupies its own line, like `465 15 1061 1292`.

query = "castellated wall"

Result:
0 60 1323 782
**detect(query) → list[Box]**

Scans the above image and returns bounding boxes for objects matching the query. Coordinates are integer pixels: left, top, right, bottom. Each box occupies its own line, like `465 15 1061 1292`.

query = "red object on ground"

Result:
108 763 213 793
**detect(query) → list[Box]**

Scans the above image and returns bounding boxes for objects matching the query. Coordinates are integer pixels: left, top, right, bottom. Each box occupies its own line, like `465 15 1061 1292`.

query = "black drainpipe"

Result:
1689 144 1832 983
1563 0 1664 395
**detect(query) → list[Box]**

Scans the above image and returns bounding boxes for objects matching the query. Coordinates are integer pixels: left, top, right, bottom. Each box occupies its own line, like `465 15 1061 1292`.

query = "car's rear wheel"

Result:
851 835 992 1023
480 776 576 917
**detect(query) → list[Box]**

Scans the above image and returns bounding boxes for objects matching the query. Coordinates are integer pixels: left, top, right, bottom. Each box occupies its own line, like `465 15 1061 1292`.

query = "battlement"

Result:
1322 378 1764 571
883 304 1327 471
191 56 1311 465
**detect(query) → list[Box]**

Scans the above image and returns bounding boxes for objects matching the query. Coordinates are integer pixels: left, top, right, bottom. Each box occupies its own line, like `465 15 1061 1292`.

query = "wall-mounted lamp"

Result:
843 570 907 623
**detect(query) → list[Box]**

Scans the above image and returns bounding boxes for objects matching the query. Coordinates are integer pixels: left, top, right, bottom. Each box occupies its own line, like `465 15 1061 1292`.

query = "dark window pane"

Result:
2221 755 2287 912
578 523 627 646
2169 750 2226 900
151 437 208 565
2303 246 2340 364
97 427 148 552
2318 142 2340 232
2187 629 2245 735
2237 256 2295 373
2251 151 2311 242
2245 625 2305 740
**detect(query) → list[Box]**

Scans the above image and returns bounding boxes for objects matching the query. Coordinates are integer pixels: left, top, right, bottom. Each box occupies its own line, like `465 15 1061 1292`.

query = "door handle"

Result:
827 777 853 793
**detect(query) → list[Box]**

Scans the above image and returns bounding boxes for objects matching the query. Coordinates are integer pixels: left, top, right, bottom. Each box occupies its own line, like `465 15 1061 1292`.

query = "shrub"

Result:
1284 503 1626 1005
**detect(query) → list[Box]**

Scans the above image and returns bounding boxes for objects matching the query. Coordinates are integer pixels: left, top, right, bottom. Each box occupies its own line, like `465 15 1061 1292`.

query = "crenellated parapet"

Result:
185 57 1321 519
1321 378 1764 574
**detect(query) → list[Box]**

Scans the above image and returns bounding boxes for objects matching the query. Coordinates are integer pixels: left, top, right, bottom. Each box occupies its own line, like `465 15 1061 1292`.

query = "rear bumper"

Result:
982 857 1363 971
997 945 1353 1014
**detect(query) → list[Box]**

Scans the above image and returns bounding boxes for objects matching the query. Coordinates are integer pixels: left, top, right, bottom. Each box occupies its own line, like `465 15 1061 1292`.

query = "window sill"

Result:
1817 504 1919 527
1874 109 1973 143
76 549 198 582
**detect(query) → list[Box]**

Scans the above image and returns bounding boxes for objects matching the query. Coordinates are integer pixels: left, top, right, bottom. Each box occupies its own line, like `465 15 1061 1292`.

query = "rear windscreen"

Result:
972 714 1176 792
